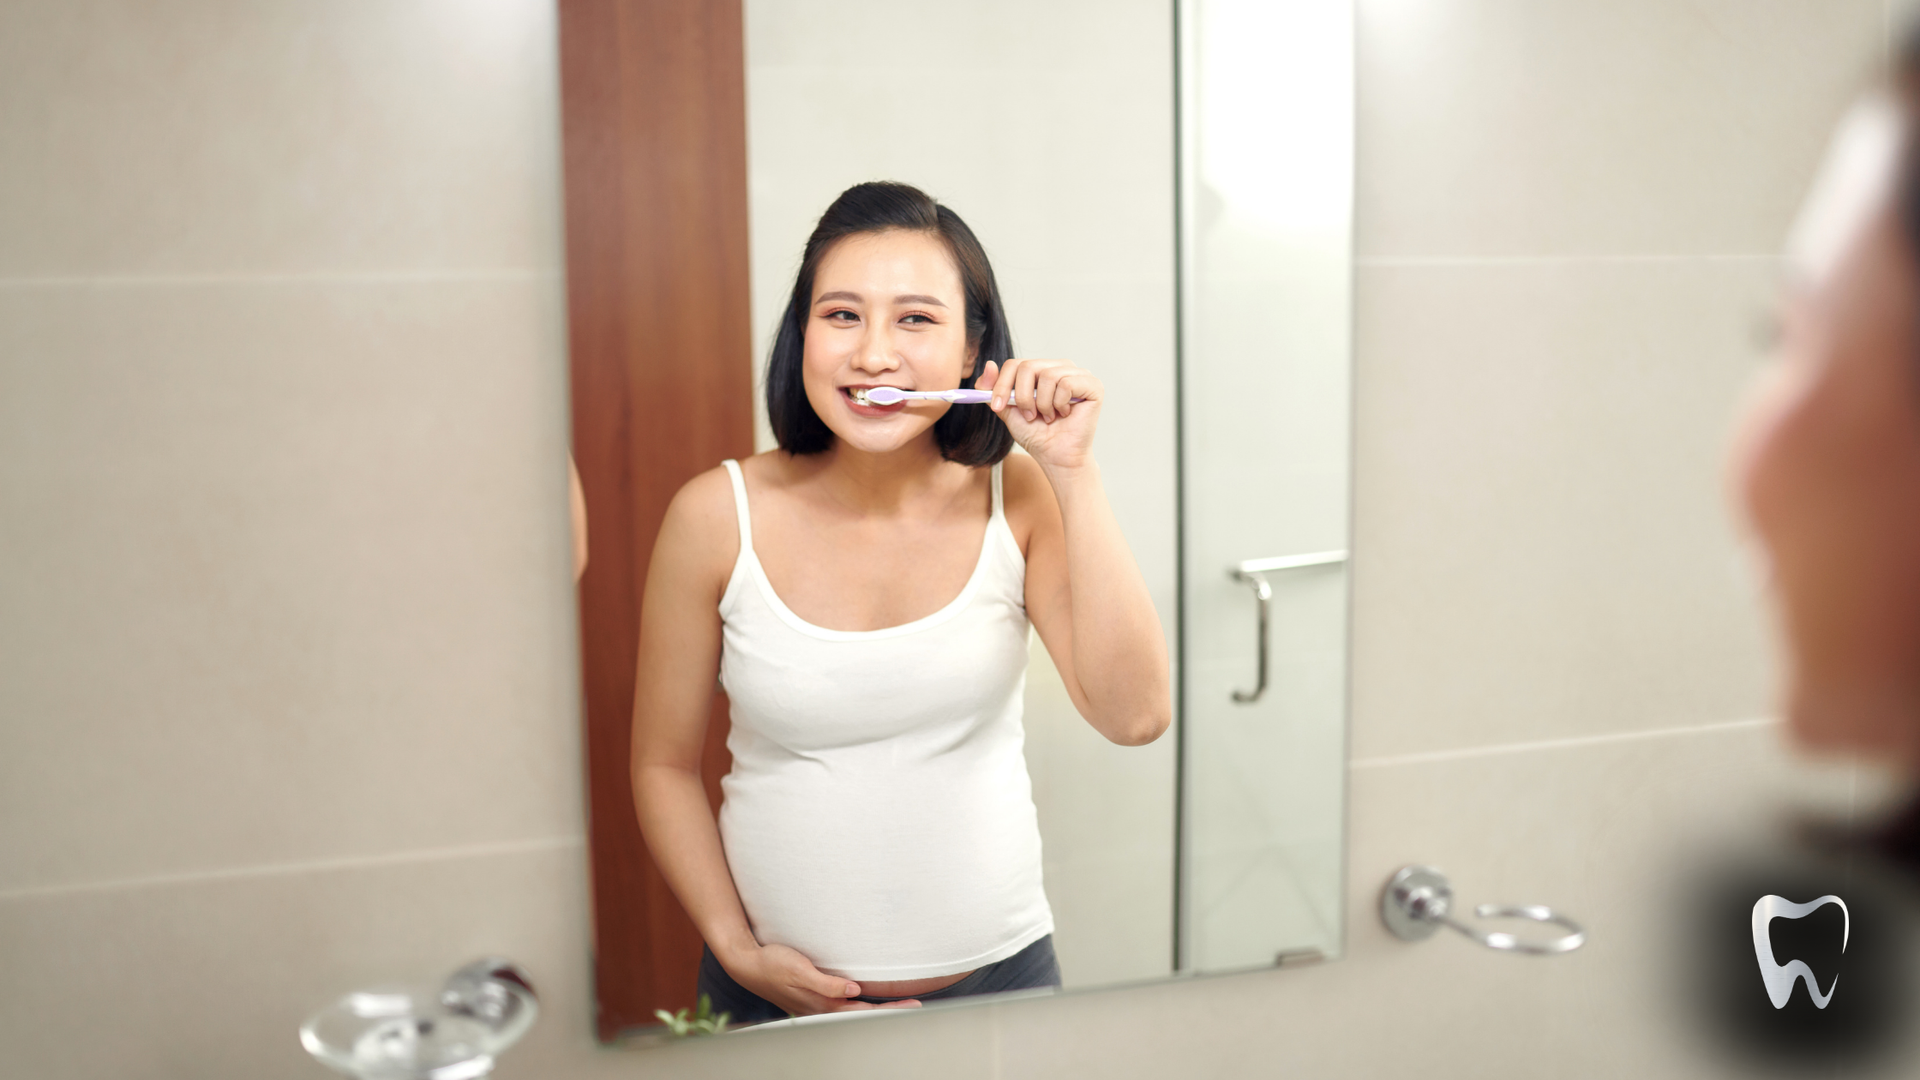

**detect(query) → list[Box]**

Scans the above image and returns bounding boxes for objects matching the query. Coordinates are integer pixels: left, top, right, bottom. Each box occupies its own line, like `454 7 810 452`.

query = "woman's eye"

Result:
824 310 858 324
901 313 933 325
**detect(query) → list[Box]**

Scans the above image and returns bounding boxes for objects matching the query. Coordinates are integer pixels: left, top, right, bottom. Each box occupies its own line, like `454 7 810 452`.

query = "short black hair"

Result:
765 181 1016 466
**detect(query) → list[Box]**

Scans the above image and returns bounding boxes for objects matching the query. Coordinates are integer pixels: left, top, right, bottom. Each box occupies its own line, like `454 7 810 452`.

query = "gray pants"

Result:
696 934 1061 1025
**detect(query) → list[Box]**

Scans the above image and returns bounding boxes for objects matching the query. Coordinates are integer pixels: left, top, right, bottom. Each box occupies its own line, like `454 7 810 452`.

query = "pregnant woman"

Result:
630 181 1170 1022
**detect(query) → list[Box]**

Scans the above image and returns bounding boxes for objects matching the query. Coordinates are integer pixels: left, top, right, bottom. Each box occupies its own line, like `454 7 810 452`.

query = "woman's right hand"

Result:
724 942 922 1016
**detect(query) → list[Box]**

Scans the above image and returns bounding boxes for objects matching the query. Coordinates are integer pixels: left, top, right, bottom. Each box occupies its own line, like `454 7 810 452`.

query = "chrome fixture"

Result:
1380 865 1585 955
1228 551 1347 703
301 958 538 1080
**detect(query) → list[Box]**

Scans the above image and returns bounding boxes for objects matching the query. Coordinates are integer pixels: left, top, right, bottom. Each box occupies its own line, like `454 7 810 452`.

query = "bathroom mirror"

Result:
565 0 1352 1039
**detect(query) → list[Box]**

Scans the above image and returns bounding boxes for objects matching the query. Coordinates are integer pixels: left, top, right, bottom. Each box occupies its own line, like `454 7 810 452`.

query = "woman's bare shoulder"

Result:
655 462 745 580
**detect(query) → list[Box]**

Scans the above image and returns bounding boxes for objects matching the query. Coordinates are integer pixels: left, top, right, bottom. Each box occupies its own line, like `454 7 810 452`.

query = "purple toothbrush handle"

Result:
943 389 1089 404
865 386 1088 405
981 390 1090 404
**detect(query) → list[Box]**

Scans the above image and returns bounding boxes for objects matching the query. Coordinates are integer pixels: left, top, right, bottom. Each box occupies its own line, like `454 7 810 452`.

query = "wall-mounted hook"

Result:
1380 865 1585 955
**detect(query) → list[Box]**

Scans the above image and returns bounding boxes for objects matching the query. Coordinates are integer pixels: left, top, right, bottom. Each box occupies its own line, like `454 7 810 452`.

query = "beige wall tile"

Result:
0 279 579 891
1350 259 1778 758
0 0 564 276
1356 0 1883 258
0 843 1001 1080
992 723 1871 1080
0 844 593 1080
1338 722 1871 1078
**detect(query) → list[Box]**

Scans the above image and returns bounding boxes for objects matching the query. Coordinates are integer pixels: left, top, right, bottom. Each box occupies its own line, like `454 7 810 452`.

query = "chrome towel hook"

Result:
1380 865 1586 955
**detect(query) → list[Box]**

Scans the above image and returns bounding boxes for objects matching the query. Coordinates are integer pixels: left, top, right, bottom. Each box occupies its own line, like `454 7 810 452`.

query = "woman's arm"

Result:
568 454 588 582
981 360 1172 746
629 467 916 1016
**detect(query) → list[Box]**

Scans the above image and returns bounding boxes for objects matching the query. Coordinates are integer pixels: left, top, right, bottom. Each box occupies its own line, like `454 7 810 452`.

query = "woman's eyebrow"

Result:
813 290 949 308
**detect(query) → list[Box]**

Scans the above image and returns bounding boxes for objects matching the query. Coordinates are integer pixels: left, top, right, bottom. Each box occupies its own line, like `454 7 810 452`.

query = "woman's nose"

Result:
850 328 901 373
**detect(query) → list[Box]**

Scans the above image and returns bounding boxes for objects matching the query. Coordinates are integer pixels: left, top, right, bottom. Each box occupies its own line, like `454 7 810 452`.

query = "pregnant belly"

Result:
858 970 975 998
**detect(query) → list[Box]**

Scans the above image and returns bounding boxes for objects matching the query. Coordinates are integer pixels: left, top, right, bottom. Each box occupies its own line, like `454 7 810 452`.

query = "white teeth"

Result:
850 388 870 405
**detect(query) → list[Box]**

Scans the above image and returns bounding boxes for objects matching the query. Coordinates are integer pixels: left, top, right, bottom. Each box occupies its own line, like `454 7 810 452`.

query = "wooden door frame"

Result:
557 0 752 1042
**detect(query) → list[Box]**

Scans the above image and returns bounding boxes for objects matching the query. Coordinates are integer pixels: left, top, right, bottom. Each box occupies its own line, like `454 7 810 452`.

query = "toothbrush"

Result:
853 387 990 405
852 387 1086 406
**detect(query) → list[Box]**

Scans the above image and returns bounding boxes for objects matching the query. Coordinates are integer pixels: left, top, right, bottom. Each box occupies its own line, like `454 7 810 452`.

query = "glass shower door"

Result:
1176 0 1354 973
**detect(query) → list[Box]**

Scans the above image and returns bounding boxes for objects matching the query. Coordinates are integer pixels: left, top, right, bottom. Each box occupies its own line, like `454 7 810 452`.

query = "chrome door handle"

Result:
1228 550 1346 704
1230 572 1274 704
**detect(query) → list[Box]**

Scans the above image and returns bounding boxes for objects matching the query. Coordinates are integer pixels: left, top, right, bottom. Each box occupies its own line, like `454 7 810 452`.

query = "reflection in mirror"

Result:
568 0 1354 1039
632 183 1172 1024
1178 0 1354 974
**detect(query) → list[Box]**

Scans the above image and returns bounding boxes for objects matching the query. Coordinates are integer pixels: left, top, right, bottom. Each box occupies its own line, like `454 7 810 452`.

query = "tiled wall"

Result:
0 2 590 1077
0 2 1899 1079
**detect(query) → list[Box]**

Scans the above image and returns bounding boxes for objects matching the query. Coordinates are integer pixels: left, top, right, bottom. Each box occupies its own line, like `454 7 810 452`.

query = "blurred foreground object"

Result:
299 958 537 1080
1734 58 1920 777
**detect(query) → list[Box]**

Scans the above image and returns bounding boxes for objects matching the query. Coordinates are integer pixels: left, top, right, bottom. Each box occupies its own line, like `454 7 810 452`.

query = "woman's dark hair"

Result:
765 181 1015 466
1898 25 1920 260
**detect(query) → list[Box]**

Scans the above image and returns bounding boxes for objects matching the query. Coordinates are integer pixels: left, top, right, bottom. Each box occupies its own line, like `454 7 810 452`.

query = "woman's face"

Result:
1733 99 1920 767
803 229 974 456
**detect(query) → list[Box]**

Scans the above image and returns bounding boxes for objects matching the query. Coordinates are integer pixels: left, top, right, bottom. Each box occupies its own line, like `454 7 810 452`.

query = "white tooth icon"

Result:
1751 894 1849 1009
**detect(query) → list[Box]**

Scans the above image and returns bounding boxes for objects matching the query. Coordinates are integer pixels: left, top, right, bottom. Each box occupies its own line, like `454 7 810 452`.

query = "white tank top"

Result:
714 459 1053 981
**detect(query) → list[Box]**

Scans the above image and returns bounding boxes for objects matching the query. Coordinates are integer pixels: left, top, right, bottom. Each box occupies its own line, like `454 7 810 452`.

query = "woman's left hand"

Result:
976 358 1102 473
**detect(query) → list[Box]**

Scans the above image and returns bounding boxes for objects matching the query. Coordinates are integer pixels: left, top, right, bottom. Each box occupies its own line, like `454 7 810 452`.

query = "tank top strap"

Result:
990 461 1005 522
721 459 754 555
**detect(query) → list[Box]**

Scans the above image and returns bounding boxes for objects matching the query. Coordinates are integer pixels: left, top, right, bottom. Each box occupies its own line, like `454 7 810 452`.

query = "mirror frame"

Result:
558 0 755 1042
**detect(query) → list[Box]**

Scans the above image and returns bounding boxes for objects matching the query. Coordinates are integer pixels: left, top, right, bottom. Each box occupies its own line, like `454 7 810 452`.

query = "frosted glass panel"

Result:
1177 0 1354 973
